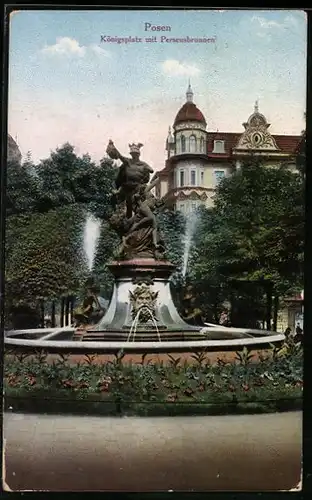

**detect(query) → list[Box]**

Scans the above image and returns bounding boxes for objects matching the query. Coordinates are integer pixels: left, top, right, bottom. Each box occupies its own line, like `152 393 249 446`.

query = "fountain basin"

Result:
4 332 285 354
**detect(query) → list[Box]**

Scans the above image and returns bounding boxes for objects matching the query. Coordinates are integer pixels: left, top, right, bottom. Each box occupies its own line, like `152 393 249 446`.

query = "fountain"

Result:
182 210 198 278
83 213 101 271
4 139 285 354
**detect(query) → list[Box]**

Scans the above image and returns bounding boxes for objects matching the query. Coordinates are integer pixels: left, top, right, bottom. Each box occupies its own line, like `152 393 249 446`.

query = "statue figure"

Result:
106 140 165 260
181 285 204 326
106 140 154 218
73 281 106 327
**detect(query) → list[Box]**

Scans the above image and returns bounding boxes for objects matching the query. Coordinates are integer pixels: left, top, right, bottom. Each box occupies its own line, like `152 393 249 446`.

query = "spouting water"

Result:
83 213 101 271
127 308 161 342
182 210 198 278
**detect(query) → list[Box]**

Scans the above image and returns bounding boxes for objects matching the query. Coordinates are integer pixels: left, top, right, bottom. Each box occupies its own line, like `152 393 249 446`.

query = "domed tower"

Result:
164 83 210 214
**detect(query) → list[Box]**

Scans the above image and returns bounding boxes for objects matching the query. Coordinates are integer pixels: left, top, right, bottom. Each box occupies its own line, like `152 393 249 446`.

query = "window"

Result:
181 135 186 152
191 203 197 212
191 170 196 186
213 140 225 154
200 137 205 152
180 170 185 187
214 170 225 185
189 135 197 153
180 204 185 213
200 171 204 185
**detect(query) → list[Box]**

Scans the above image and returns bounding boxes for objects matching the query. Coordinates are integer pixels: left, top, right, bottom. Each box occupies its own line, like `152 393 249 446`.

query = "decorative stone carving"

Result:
132 276 154 286
175 122 206 131
129 283 159 323
177 191 187 200
189 191 201 200
234 103 280 152
236 131 280 150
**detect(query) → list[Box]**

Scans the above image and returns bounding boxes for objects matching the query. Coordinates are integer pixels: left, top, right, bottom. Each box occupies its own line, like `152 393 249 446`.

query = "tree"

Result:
202 158 304 299
157 209 185 267
4 142 120 327
296 130 306 180
187 159 304 327
157 208 186 297
5 204 87 311
187 206 232 323
92 221 120 299
34 143 116 218
6 159 40 216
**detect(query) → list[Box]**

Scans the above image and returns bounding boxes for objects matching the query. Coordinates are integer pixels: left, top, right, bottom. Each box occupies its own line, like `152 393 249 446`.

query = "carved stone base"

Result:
84 258 201 341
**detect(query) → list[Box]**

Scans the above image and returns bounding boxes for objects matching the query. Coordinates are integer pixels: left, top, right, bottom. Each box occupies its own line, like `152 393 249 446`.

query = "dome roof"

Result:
173 83 206 127
174 102 207 126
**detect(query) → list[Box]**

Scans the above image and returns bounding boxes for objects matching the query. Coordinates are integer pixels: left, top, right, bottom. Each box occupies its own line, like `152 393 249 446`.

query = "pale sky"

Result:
8 9 307 171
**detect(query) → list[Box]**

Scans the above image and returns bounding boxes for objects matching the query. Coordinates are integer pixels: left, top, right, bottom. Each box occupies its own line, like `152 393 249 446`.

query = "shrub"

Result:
4 343 303 417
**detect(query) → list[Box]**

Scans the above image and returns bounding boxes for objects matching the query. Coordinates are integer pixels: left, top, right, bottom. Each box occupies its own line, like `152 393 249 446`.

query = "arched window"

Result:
181 135 186 152
200 137 205 152
189 135 197 153
213 140 225 153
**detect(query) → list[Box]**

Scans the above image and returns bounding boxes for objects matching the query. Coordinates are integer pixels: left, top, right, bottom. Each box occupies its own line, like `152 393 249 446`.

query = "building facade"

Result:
155 85 302 213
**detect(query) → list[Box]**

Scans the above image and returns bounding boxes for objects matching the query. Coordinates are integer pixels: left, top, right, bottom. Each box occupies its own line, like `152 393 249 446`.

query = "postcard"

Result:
3 8 305 492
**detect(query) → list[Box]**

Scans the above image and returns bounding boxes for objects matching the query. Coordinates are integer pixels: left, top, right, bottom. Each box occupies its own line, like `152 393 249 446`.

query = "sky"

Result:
8 9 307 171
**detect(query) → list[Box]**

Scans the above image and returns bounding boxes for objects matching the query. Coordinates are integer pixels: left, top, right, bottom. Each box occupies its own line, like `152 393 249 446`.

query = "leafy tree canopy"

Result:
5 204 88 308
195 159 304 298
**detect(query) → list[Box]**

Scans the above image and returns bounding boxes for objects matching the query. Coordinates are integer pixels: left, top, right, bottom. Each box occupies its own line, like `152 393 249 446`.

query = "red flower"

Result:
77 381 89 389
184 387 194 397
7 374 18 387
27 376 36 386
62 379 76 388
97 377 112 389
99 382 110 392
166 393 178 402
228 384 235 392
242 384 249 391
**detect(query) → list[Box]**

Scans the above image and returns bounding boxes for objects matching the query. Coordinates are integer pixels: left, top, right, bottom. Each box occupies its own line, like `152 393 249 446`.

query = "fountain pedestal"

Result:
83 258 201 341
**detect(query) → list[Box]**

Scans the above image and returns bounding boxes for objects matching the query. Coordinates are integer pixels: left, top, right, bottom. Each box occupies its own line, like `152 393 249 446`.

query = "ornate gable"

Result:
234 101 280 152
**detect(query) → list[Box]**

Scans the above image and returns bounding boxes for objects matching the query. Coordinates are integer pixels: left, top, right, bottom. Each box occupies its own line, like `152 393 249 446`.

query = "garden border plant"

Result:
4 340 303 417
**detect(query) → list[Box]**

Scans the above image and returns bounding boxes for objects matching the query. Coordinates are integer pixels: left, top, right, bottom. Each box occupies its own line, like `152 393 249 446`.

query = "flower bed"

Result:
4 342 303 417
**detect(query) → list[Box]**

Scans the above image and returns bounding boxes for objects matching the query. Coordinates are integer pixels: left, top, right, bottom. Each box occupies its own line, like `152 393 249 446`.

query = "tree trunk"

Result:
65 296 70 326
60 297 65 327
51 301 56 328
266 285 273 331
40 299 45 328
70 296 75 325
273 295 279 332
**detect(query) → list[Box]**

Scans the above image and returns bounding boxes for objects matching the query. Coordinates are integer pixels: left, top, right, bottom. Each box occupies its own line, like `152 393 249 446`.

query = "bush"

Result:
4 344 303 417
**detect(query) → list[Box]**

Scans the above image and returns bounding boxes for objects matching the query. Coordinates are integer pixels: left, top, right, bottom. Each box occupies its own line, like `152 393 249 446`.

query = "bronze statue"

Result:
106 140 154 218
106 140 165 260
73 283 106 327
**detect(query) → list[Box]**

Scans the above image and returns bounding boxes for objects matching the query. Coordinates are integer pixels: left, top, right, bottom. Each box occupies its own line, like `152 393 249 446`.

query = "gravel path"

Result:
3 411 302 491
